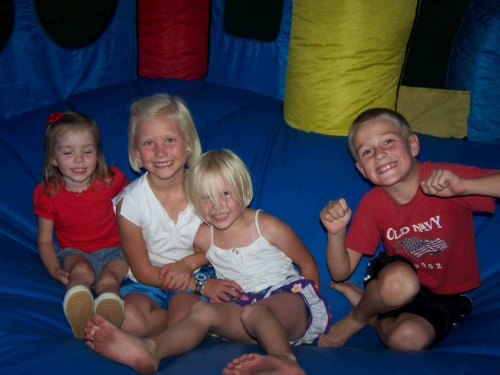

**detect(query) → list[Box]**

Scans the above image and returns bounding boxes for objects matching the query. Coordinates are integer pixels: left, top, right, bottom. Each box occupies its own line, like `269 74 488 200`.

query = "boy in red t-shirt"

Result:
318 108 500 350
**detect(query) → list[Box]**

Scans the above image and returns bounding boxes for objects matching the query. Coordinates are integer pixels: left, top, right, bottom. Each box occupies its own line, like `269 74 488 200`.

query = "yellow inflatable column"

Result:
284 0 418 135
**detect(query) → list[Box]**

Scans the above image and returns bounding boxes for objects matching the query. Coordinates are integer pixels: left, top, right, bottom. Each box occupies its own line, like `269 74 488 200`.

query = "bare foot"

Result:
317 310 366 347
85 314 159 375
222 353 305 375
329 281 364 306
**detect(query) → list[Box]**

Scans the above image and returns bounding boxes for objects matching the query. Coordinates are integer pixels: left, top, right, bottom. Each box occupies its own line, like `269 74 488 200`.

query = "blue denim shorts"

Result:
120 265 215 309
57 246 126 278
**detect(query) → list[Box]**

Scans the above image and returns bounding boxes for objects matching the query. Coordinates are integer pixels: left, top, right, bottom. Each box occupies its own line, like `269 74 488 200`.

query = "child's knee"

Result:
167 294 197 326
189 300 219 321
386 317 434 350
95 273 120 291
70 261 95 279
239 303 268 324
120 302 162 336
121 314 149 336
378 263 419 305
101 260 129 279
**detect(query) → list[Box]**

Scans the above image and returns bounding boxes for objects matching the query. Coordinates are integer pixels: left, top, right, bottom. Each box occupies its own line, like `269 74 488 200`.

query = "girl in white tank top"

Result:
86 149 331 375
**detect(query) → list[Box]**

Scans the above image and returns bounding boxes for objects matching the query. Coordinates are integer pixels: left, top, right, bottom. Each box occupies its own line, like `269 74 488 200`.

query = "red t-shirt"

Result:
33 165 127 253
346 161 497 294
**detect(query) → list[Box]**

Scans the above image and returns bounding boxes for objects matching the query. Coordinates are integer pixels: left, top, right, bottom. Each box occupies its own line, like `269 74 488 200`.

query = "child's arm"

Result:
115 201 164 287
259 211 320 285
421 170 500 198
159 252 208 291
37 217 69 285
201 276 243 303
190 224 243 302
320 199 363 282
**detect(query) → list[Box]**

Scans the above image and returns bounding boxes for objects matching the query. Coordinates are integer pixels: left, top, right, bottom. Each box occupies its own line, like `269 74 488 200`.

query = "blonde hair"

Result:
348 108 413 162
128 93 201 172
41 111 111 195
186 149 253 217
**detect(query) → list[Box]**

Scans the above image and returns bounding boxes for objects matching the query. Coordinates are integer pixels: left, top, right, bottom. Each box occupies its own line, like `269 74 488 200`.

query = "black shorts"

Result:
364 252 473 344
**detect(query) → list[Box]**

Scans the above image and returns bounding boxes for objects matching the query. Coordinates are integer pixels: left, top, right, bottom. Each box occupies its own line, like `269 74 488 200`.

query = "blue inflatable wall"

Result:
468 9 500 145
205 0 292 100
0 0 136 120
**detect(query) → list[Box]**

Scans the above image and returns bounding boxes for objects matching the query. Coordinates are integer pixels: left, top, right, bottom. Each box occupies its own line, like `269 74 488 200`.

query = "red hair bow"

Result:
47 112 64 125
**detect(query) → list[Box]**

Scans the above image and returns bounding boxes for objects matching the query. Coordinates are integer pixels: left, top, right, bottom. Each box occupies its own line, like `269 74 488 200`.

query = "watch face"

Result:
196 274 208 283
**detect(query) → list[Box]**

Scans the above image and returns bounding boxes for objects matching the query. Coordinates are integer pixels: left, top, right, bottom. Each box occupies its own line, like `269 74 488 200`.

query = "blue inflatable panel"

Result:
1 78 500 375
0 0 136 120
447 0 500 91
1 0 500 373
468 10 500 144
205 0 292 99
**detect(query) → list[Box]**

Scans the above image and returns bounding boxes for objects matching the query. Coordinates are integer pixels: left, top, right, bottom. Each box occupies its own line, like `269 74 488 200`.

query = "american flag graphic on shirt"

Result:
397 237 449 259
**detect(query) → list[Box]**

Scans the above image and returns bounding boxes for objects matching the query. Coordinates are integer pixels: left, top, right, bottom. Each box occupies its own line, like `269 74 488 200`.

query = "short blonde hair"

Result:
186 149 253 217
348 108 413 162
128 93 201 172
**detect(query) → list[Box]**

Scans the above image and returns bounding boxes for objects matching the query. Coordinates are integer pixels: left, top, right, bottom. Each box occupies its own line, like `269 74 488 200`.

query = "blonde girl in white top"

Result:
115 95 241 337
86 149 331 375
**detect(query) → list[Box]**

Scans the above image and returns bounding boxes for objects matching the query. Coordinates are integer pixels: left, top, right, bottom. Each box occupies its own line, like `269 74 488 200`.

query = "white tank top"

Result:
206 210 299 292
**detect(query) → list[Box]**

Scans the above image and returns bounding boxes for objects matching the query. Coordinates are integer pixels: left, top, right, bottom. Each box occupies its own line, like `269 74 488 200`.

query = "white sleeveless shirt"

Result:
206 210 299 292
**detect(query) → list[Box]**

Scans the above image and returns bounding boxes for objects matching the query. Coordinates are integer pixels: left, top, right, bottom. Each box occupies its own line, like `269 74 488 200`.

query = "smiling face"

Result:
352 116 420 189
52 129 97 192
134 112 191 184
199 177 245 231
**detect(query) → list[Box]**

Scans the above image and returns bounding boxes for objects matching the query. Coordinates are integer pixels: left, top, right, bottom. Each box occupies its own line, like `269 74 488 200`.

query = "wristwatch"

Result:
194 273 208 295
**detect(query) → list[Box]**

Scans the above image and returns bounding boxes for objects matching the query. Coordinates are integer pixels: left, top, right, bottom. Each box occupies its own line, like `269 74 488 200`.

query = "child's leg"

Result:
223 353 305 375
223 293 308 375
86 301 251 374
378 289 472 350
240 293 307 355
61 254 96 338
94 259 128 295
376 312 435 350
318 261 420 348
322 280 434 349
330 281 364 306
120 293 169 337
85 314 161 375
165 292 203 327
62 254 95 289
93 259 129 328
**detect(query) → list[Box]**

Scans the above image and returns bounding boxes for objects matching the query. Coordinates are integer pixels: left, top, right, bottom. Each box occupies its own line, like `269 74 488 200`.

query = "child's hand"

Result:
159 262 191 291
420 169 466 197
50 267 70 285
203 278 243 303
320 198 352 235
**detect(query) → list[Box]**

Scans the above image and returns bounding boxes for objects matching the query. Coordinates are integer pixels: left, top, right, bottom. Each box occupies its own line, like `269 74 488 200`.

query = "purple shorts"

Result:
226 275 333 345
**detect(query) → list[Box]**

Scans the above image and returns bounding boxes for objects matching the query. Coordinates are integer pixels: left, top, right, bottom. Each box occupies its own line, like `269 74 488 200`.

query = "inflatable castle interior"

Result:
1 0 500 374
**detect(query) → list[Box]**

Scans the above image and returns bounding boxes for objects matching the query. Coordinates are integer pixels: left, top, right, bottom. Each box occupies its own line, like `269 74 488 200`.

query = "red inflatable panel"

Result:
138 0 210 80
